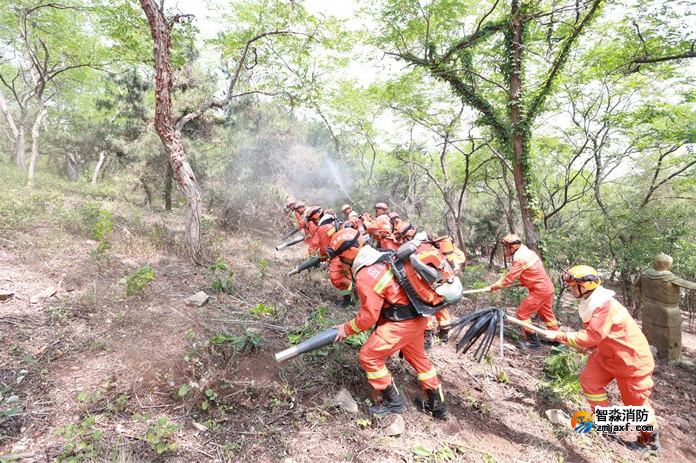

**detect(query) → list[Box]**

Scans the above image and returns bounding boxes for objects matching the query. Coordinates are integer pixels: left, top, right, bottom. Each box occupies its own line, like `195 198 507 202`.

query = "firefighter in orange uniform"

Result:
485 233 557 349
394 222 453 347
340 204 353 218
378 211 403 251
328 228 449 420
291 201 307 232
298 204 320 257
304 206 336 260
544 265 660 454
362 202 392 248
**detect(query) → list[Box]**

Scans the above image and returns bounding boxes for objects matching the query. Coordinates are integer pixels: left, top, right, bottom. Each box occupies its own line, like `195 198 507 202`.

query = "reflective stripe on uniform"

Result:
521 253 540 270
373 269 394 294
417 368 437 382
349 319 360 333
545 320 558 326
327 227 336 236
366 366 389 380
585 392 608 402
566 333 578 346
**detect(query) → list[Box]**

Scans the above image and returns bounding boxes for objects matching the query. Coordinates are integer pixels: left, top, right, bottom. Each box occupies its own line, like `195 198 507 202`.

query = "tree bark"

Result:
91 151 106 187
140 0 202 264
27 104 47 189
507 6 541 255
164 157 173 211
0 89 19 157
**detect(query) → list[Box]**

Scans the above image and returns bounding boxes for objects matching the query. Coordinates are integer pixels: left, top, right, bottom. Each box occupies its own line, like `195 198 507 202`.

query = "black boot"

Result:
369 384 407 419
519 332 540 350
424 329 434 350
626 431 661 454
341 293 353 306
437 327 450 343
414 385 449 420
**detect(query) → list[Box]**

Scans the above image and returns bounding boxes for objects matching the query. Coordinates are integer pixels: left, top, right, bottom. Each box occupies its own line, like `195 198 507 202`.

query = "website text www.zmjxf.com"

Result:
595 424 655 433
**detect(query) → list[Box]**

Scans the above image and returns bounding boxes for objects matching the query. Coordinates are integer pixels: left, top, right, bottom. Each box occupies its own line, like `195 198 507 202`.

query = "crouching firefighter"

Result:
327 228 449 420
544 265 660 454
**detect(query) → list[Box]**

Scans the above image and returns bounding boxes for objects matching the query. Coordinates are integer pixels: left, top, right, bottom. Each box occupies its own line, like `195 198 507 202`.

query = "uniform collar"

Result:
578 285 615 323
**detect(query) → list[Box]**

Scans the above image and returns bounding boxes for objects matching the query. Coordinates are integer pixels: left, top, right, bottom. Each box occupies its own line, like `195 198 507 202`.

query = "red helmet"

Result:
326 228 364 262
285 199 296 209
305 206 324 223
501 233 522 256
394 222 416 241
294 201 306 213
388 212 402 228
340 204 352 217
374 202 389 214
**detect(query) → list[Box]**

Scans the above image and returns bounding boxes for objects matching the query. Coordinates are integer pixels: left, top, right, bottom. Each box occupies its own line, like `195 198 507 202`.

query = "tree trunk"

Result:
140 0 202 264
15 116 26 170
508 7 541 256
26 104 47 189
65 152 79 181
0 89 19 157
91 151 106 187
164 158 173 211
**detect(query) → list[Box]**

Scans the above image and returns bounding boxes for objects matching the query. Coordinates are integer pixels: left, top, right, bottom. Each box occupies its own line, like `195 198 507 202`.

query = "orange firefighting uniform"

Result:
343 256 440 392
491 244 557 332
555 286 657 429
343 212 368 238
329 259 353 291
293 210 306 232
304 220 320 257
364 213 392 248
315 219 337 260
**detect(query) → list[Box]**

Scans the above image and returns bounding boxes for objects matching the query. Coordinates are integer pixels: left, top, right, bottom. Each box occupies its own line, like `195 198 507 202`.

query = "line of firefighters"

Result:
280 198 660 454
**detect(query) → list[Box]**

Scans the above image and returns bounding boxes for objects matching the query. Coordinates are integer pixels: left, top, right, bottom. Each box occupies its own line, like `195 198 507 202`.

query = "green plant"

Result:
202 389 218 411
54 415 104 462
121 266 155 297
89 209 114 260
207 257 235 294
256 258 269 280
344 330 369 348
538 346 586 401
0 386 21 423
209 330 264 352
311 305 328 324
250 302 276 319
133 414 182 454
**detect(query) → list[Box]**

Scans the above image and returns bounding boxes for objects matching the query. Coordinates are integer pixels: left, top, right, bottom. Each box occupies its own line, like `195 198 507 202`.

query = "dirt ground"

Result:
1 220 696 462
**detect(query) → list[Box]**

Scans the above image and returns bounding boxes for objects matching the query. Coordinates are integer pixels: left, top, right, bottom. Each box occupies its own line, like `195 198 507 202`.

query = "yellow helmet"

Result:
562 265 601 291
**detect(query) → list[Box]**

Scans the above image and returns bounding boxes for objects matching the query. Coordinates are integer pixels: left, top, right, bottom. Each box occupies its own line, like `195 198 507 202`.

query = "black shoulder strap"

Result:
387 254 451 316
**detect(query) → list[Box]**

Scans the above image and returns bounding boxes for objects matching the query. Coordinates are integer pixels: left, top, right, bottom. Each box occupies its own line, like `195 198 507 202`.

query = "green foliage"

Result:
411 443 458 462
121 266 155 297
54 415 104 462
209 330 264 352
250 302 277 319
89 209 115 260
538 346 586 402
344 330 370 349
132 414 182 455
0 386 21 422
207 258 236 295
